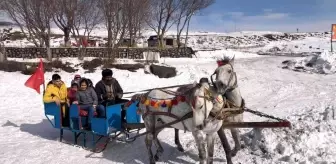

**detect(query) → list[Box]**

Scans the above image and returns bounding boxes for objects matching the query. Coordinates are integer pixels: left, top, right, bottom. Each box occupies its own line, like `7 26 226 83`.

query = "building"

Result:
147 35 183 48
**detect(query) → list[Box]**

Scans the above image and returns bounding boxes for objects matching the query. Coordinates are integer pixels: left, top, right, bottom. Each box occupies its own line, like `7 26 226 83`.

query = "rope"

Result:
123 84 191 95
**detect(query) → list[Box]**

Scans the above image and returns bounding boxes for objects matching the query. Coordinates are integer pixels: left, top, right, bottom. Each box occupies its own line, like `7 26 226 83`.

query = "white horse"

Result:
135 81 225 164
172 56 244 163
211 56 244 157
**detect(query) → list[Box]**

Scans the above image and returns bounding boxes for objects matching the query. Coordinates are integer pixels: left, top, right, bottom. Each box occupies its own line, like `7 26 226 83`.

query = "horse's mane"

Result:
176 82 212 102
176 83 200 102
176 84 195 93
216 56 232 66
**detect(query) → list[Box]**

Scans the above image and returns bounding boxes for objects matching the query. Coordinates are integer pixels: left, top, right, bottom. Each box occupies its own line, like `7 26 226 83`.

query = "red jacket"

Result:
67 88 77 104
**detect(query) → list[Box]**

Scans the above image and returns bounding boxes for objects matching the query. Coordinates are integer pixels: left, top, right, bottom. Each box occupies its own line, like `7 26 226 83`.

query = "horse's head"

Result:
211 55 237 94
190 82 222 130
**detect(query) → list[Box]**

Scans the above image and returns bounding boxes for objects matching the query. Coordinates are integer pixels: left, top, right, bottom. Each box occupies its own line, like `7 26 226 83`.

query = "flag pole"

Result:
41 58 46 95
43 83 46 95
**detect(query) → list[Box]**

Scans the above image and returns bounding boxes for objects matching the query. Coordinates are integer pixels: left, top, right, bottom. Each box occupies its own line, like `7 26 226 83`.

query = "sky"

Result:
189 0 336 33
0 0 335 33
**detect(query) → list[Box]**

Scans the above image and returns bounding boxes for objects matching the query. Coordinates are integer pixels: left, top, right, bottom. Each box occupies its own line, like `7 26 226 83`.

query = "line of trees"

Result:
1 0 214 48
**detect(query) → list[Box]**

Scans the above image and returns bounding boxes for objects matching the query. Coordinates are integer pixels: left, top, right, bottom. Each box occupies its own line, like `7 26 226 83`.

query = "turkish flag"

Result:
24 58 45 94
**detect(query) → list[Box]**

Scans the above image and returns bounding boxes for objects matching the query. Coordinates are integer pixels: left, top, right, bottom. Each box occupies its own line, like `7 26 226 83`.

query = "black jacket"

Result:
94 78 123 104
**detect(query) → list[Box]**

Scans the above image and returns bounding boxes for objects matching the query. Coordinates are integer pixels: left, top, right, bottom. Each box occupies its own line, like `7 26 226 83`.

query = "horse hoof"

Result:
177 146 184 152
199 160 206 164
154 155 160 161
231 151 237 157
231 147 240 157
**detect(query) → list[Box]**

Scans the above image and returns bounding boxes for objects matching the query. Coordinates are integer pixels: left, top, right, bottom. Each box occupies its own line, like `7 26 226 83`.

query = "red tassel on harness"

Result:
150 100 156 106
180 96 186 102
172 99 178 105
217 61 224 66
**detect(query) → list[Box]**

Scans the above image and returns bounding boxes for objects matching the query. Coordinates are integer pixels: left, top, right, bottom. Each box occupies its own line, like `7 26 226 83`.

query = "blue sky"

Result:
189 0 336 32
1 0 335 33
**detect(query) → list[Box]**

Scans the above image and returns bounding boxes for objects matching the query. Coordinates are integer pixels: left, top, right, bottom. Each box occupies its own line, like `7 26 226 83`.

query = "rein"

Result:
123 84 191 95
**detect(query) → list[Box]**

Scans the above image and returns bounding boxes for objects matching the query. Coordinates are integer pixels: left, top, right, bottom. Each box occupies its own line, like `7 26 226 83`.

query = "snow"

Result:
1 26 332 55
1 47 336 164
282 50 336 74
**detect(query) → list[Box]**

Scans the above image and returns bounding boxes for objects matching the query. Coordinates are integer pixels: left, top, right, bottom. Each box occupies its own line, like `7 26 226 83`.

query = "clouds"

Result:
226 10 289 21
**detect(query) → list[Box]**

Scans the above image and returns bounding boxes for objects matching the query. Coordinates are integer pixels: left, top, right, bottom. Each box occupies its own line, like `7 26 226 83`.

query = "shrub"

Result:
82 58 103 73
0 60 26 72
0 60 77 75
21 66 37 75
101 58 115 68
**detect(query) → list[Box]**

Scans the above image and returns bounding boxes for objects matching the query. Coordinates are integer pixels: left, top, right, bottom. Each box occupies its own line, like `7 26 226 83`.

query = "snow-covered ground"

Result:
1 48 336 164
0 25 332 56
282 50 336 74
1 24 336 163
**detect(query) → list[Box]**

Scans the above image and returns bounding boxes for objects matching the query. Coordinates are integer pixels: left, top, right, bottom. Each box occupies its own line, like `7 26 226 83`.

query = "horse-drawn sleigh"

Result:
43 56 291 164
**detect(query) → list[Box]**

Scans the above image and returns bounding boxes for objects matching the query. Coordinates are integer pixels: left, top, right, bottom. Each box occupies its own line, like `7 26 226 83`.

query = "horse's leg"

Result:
206 133 215 164
144 116 156 164
192 130 207 164
174 128 184 152
230 128 241 157
217 128 233 164
153 129 164 161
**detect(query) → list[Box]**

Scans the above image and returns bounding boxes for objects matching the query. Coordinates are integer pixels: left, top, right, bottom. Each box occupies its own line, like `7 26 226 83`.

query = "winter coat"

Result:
94 78 123 104
76 87 98 107
43 81 68 103
67 88 77 104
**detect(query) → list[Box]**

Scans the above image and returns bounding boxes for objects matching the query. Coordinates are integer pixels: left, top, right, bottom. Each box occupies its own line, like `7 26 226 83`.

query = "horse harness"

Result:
197 87 245 123
207 61 244 120
134 61 244 133
133 90 192 133
210 62 238 93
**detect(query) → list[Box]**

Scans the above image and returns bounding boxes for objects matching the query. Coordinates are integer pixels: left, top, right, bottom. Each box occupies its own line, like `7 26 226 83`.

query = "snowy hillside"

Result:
0 25 332 56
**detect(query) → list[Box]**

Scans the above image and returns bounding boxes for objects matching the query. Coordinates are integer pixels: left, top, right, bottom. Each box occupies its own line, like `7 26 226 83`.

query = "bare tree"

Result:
98 0 129 48
0 28 11 62
123 0 150 47
72 0 104 42
2 0 52 47
146 0 181 48
134 0 151 38
175 0 214 48
50 0 78 47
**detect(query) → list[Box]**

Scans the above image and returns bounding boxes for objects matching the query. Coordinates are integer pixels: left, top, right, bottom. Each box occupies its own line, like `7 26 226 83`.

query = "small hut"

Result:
147 35 179 47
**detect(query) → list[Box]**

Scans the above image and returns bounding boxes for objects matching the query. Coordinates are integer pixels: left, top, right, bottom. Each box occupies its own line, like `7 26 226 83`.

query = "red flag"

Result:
24 58 45 94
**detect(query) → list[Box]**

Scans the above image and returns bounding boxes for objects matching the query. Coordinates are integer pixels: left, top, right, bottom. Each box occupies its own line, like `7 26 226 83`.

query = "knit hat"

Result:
71 79 79 85
102 69 113 77
74 74 81 79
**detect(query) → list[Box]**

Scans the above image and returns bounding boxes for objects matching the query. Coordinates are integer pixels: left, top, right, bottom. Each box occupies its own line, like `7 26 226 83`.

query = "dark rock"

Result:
149 64 177 78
